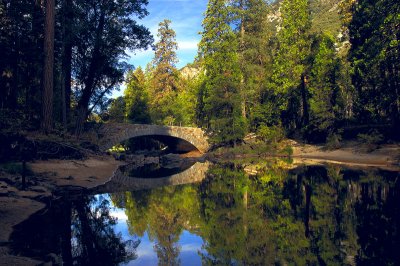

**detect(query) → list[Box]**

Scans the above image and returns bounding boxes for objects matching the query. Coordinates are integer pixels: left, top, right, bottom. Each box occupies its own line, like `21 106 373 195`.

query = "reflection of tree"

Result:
199 164 277 265
355 172 400 265
283 165 359 265
121 185 201 265
72 195 139 265
116 162 399 266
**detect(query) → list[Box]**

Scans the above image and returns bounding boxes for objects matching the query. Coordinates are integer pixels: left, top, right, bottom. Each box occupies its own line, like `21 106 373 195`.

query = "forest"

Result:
0 0 399 146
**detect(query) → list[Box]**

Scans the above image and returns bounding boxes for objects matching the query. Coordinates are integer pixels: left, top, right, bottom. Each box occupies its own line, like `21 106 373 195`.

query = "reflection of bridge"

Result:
93 161 210 194
97 123 209 153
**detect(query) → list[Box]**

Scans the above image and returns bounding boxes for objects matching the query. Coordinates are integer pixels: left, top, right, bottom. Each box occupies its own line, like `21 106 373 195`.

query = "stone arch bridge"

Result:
97 123 209 153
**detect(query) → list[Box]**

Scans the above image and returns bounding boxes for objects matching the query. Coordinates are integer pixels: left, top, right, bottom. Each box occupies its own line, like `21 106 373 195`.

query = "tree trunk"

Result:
74 10 106 136
240 0 246 119
300 73 309 127
41 0 55 133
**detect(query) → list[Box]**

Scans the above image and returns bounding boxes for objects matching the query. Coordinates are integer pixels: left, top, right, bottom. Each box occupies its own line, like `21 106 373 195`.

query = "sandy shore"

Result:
290 140 400 170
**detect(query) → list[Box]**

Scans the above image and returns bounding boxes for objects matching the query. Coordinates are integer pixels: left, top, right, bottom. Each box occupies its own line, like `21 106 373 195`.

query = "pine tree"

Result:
125 67 151 124
198 0 245 144
308 34 343 132
349 0 400 125
149 19 180 125
269 0 311 130
231 0 274 130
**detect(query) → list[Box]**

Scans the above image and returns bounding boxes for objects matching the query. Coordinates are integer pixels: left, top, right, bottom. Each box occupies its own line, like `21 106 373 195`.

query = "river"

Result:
8 159 400 265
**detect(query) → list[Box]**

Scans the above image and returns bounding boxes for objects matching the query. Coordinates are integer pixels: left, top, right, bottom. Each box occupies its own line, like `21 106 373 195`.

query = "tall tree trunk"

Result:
239 0 246 119
300 73 309 127
41 0 55 132
74 10 105 136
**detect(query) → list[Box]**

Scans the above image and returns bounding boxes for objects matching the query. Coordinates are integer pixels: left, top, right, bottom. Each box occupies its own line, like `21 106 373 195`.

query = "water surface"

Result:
9 161 400 265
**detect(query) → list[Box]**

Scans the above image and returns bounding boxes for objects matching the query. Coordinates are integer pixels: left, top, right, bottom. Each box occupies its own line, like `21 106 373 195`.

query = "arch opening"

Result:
114 135 200 155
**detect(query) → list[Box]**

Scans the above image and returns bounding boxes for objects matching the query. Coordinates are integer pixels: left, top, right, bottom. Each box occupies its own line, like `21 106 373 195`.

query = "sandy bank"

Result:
290 140 400 170
29 156 123 188
0 155 122 265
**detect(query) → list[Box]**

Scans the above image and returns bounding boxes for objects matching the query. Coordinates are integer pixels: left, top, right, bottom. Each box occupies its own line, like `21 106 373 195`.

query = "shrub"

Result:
257 125 284 144
325 133 342 150
357 129 384 151
0 162 32 175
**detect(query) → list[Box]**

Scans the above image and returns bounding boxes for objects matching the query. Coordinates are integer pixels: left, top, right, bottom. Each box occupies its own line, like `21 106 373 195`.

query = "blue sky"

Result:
127 0 208 70
112 0 207 98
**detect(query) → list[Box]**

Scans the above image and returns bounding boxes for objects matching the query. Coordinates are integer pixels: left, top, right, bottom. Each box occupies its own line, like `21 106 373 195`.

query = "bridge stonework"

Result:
97 123 209 153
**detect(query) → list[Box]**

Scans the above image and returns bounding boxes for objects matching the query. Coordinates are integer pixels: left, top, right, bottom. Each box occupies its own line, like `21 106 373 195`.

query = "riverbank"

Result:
291 140 400 170
212 139 400 170
0 155 122 265
1 139 399 265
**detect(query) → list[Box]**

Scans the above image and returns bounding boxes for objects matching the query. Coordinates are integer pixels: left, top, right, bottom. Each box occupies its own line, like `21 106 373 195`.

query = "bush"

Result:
325 133 342 150
357 129 384 151
0 162 32 175
257 125 284 144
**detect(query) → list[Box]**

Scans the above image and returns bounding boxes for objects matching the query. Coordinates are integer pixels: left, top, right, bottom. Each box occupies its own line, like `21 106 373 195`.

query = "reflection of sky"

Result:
107 196 204 266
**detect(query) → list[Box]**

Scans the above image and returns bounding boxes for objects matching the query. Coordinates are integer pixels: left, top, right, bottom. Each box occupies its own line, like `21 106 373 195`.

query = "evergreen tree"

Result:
149 19 180 125
269 0 311 130
107 96 126 123
0 0 43 125
198 0 245 145
308 34 343 134
231 0 275 130
349 0 400 125
125 67 151 124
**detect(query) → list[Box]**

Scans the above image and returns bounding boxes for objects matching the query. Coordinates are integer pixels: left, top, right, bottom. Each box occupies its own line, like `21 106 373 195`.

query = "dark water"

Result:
9 161 400 265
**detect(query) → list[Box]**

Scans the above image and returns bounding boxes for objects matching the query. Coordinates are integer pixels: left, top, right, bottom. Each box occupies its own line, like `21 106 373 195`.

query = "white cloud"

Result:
178 40 199 50
126 48 154 58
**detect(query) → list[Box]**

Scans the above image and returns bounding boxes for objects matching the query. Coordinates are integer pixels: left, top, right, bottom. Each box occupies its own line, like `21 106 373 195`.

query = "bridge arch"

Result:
98 123 209 153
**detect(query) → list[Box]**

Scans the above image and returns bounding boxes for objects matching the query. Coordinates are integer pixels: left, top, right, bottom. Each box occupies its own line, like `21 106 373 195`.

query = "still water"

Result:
10 161 400 265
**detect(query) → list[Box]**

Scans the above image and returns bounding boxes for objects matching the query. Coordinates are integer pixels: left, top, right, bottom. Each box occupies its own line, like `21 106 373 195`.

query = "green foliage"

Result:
308 33 344 132
349 0 400 124
267 0 312 134
198 0 246 144
270 0 311 97
0 0 153 133
325 133 342 150
357 129 384 150
106 97 126 123
124 68 151 124
148 19 180 125
257 124 284 144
